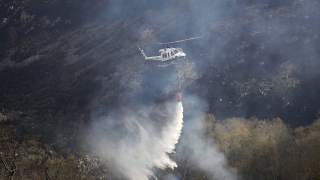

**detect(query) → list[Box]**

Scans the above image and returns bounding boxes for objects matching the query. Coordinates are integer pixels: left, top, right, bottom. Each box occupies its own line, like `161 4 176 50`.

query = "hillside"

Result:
1 0 320 179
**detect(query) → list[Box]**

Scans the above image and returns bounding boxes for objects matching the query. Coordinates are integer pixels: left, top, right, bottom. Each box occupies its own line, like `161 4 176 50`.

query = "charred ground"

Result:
1 0 320 179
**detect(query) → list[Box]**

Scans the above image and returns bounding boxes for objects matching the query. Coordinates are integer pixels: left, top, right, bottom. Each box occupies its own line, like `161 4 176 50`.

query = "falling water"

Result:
92 102 184 180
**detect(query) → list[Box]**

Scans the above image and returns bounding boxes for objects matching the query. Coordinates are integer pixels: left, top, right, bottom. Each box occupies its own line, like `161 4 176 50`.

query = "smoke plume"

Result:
176 95 237 180
89 101 183 180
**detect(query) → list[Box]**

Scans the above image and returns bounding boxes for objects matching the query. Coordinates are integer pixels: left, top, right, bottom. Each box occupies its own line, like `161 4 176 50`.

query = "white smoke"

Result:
183 120 237 180
90 101 183 180
176 95 237 180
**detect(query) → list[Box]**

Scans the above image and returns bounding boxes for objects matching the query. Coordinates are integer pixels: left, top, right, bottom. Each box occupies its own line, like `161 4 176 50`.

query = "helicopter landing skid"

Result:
157 57 186 68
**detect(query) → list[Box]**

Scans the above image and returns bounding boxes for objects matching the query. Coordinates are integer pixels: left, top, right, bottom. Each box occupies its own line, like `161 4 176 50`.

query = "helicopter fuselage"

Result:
158 47 186 61
138 45 186 62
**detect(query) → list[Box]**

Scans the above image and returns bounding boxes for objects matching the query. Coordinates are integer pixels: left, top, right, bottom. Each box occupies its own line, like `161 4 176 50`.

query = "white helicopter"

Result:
137 36 203 62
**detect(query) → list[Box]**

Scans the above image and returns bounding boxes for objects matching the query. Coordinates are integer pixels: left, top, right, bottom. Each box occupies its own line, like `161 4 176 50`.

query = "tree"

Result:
175 60 200 90
0 125 109 179
8 27 18 44
212 117 292 180
20 10 30 27
291 119 320 179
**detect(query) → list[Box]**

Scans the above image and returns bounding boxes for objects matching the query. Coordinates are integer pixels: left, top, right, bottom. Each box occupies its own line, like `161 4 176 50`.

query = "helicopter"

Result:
137 36 203 62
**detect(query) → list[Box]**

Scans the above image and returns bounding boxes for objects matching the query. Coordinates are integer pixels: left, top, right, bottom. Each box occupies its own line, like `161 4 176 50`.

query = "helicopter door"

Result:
163 53 168 60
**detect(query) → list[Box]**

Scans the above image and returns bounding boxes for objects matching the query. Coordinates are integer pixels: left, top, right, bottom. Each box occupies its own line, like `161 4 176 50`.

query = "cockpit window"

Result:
174 50 179 54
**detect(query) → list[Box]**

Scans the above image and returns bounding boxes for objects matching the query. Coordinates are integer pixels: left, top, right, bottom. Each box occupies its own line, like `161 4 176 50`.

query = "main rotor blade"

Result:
140 35 204 46
157 36 204 45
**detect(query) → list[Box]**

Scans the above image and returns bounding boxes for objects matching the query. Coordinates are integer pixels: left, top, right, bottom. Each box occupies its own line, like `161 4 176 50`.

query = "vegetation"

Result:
0 125 110 180
205 115 320 180
1 114 320 179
